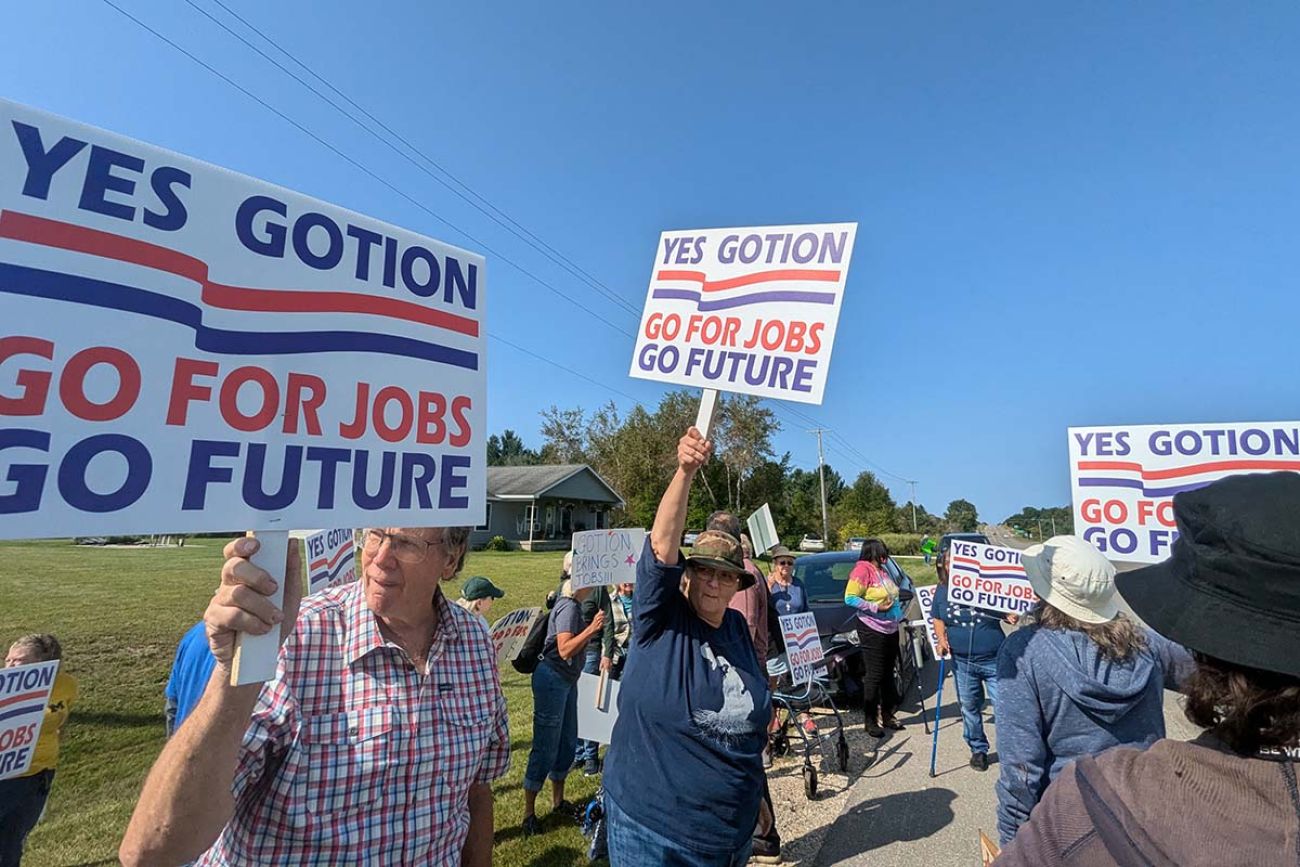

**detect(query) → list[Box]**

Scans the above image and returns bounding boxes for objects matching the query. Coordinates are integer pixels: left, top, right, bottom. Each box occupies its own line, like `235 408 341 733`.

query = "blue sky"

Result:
5 1 1299 522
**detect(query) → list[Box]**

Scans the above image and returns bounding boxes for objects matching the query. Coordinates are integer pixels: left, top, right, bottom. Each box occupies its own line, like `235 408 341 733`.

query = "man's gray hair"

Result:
438 526 471 576
10 633 61 662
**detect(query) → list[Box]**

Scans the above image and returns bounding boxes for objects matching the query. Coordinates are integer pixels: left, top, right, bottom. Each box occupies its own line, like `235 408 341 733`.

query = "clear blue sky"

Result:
6 1 1299 523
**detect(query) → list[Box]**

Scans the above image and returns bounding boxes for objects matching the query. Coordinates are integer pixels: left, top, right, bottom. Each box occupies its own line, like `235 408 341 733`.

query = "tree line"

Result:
486 389 988 549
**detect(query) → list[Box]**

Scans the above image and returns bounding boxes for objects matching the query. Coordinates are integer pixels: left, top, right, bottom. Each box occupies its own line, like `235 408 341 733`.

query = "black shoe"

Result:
553 799 577 821
883 718 905 731
522 814 542 836
866 724 885 737
751 831 782 864
583 757 602 777
970 752 989 771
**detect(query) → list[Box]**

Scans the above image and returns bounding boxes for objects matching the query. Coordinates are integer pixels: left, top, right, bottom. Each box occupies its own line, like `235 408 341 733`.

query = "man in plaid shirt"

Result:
121 526 510 866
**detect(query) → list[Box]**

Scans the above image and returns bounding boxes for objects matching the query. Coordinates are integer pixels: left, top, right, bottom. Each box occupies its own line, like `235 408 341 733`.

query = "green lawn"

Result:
1 542 937 866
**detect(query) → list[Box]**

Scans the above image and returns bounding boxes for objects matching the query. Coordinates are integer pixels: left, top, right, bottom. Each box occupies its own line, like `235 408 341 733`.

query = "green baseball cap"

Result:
686 530 755 589
461 576 505 601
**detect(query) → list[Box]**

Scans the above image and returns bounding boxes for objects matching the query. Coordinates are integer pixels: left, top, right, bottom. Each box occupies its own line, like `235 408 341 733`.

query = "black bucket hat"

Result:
1117 471 1300 678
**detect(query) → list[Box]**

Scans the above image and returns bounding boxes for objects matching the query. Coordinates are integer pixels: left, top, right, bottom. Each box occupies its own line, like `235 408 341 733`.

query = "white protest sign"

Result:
305 527 357 594
0 99 487 539
489 607 541 668
577 671 620 745
913 585 942 659
629 223 858 404
570 528 644 591
947 541 1038 615
778 611 824 687
0 660 59 780
1070 422 1300 564
747 503 778 555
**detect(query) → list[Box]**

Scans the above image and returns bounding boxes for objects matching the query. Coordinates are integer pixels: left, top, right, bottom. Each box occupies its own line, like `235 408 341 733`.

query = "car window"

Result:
795 558 857 602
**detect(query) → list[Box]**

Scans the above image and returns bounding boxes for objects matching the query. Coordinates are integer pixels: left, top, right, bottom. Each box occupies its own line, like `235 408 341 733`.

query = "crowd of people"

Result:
4 425 1297 866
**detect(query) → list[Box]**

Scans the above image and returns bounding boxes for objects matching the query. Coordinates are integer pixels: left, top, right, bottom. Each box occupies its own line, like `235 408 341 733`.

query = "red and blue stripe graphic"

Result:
0 210 479 370
310 545 356 587
0 688 48 724
651 268 840 311
785 625 820 650
1075 459 1300 498
951 555 1024 577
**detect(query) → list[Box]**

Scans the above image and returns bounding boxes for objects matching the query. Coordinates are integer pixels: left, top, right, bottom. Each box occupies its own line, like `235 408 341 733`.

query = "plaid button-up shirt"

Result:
198 582 510 865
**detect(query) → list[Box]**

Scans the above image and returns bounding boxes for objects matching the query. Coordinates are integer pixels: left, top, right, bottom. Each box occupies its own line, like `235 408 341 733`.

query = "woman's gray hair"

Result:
439 526 471 576
10 633 61 662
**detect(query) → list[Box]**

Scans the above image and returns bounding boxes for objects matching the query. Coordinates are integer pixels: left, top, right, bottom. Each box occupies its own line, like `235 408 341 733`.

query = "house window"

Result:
476 503 493 532
595 509 606 530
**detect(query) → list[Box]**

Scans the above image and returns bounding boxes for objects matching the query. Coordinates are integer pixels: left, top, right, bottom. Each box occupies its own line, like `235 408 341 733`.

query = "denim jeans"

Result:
953 655 998 755
0 770 53 867
575 643 602 763
524 660 578 792
605 793 753 866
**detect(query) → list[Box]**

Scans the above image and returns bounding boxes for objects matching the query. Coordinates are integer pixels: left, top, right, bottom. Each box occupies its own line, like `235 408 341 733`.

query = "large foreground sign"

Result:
629 223 857 404
1069 422 1300 563
0 100 486 538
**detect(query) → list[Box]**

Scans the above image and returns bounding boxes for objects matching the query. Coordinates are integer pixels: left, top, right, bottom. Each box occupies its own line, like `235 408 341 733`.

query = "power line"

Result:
185 0 643 319
98 0 636 339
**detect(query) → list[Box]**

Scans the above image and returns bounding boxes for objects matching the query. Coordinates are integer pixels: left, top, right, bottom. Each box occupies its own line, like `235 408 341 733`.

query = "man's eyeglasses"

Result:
775 559 795 569
363 529 438 564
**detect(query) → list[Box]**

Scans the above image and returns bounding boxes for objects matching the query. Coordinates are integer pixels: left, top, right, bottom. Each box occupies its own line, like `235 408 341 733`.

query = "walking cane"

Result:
929 655 947 778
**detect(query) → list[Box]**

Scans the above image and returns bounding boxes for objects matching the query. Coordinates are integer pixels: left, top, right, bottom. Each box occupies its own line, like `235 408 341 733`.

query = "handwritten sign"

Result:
489 606 541 668
778 611 824 687
747 503 778 555
570 528 644 591
0 98 487 539
1070 422 1300 564
305 527 356 594
947 541 1038 615
913 585 942 658
0 660 58 780
629 223 857 404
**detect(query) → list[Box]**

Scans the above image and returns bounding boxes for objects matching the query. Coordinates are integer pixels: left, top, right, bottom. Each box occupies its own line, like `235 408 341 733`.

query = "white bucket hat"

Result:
1021 535 1119 625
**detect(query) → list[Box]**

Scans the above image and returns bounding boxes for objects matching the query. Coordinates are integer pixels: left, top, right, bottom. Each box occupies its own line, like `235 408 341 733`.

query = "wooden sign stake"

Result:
230 528 289 686
594 669 609 710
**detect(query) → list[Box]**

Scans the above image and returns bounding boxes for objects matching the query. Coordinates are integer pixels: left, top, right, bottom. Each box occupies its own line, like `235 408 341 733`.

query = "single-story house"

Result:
471 464 625 551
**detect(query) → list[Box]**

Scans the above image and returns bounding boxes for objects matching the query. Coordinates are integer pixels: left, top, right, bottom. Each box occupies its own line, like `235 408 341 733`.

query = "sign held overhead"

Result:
629 223 857 405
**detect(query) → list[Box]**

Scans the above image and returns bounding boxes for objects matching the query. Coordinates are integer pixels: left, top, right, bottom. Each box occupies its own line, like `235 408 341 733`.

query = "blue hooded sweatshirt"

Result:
994 625 1194 844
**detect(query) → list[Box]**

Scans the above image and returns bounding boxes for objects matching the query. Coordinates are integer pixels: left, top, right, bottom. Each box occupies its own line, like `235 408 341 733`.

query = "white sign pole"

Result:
695 388 720 439
230 529 289 686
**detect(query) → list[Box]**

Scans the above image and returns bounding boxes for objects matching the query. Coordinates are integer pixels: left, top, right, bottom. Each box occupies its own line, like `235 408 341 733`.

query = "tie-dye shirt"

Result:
844 560 902 634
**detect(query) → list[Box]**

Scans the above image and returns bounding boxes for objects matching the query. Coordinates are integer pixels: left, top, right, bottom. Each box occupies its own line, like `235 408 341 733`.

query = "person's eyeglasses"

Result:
693 567 742 588
775 559 794 568
363 529 438 564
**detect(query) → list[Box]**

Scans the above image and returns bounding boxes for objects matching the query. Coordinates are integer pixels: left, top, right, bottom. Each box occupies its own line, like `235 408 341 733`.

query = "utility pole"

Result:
810 429 830 543
907 480 918 532
1050 513 1057 536
1036 518 1043 540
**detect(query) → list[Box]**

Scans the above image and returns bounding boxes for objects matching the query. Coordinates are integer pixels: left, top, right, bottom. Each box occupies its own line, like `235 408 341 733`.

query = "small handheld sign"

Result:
946 541 1038 615
305 527 358 594
0 660 59 780
488 607 542 668
577 671 620 745
778 612 824 687
570 529 644 591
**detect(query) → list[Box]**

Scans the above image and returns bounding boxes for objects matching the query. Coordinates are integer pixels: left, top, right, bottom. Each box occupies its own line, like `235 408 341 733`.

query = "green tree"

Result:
538 405 589 463
945 498 980 532
833 471 898 539
486 429 541 466
1004 505 1074 540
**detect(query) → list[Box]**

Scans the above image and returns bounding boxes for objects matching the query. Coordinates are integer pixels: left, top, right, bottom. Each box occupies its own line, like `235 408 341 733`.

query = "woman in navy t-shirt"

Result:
604 427 771 866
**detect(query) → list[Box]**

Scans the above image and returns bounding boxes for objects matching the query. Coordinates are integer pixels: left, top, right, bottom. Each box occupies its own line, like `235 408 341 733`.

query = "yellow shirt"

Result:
25 671 77 775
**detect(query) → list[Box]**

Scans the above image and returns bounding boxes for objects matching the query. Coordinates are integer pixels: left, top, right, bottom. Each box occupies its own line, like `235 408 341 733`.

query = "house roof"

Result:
486 464 623 505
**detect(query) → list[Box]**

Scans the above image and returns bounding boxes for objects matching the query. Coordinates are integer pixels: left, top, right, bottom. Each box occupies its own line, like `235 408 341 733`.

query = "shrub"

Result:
878 533 924 556
483 535 510 552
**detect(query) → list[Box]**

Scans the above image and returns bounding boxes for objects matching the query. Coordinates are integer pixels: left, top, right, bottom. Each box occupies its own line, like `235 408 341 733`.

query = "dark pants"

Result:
0 770 53 867
575 643 602 763
856 625 901 727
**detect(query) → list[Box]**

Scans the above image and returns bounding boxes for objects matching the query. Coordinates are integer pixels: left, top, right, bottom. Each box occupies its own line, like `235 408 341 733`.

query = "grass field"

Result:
0 541 936 866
